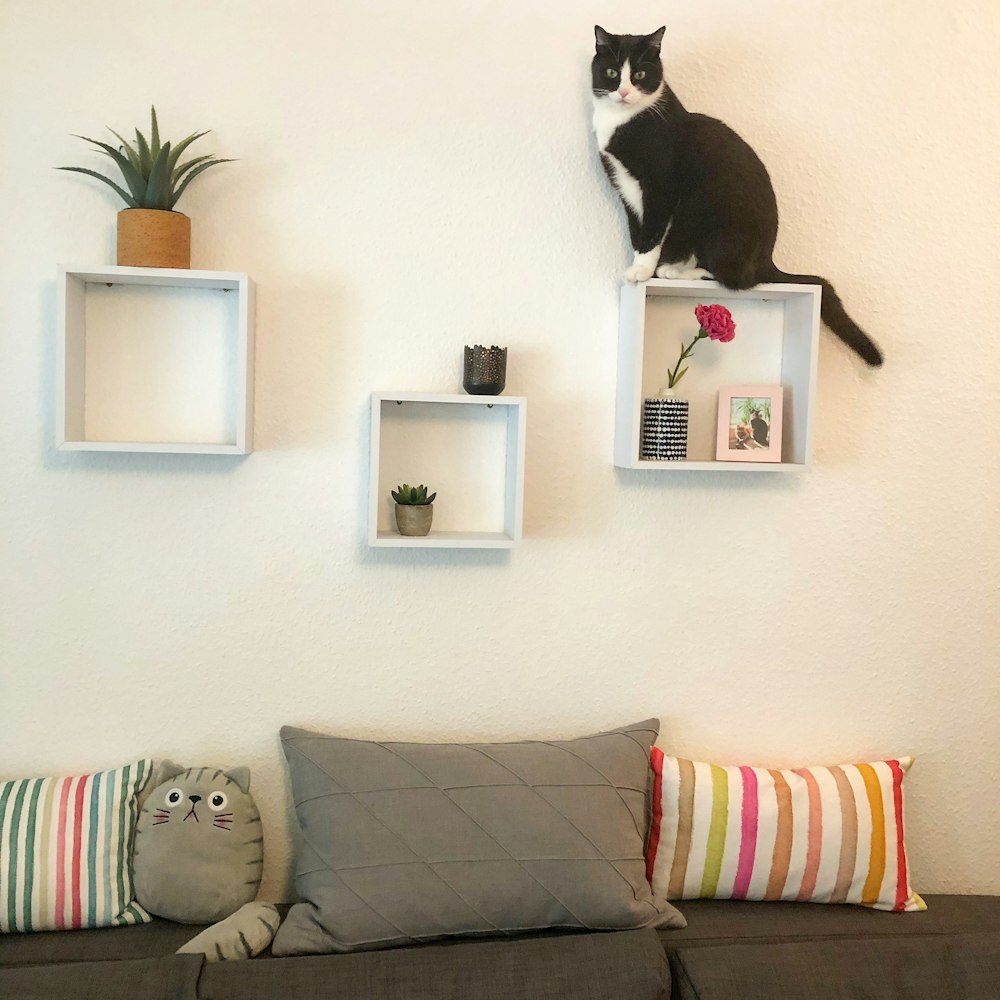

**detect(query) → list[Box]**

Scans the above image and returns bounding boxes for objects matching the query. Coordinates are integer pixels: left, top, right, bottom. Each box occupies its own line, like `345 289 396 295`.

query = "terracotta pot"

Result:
395 503 433 537
117 209 191 269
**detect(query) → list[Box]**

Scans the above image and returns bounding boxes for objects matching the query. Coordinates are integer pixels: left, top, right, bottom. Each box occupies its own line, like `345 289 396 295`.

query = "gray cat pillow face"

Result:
133 762 263 924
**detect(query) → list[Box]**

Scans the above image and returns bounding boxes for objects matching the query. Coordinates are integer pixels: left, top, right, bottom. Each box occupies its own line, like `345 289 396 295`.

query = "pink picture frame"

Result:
716 385 784 463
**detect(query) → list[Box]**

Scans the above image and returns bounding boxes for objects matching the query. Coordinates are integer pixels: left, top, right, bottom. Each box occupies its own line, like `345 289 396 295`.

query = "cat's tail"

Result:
762 265 883 367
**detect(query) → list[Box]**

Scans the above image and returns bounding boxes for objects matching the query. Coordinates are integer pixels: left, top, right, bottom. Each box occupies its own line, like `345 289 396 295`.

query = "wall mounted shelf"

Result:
615 279 820 472
56 264 255 454
368 392 526 549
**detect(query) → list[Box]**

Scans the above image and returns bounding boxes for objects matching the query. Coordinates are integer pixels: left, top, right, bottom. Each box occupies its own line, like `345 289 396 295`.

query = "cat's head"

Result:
133 762 263 924
592 26 665 108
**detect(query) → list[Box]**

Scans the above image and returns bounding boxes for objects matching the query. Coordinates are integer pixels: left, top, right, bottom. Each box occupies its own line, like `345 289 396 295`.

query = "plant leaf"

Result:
168 158 232 208
56 167 139 208
145 142 172 210
134 128 152 175
107 129 142 173
167 130 209 175
171 153 213 184
73 135 146 203
149 106 160 159
426 492 437 504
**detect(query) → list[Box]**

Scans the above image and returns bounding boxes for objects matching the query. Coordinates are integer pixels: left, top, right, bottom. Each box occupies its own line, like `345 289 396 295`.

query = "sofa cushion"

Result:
0 759 153 932
274 720 685 955
670 933 1000 999
201 928 670 1000
657 895 1000 953
0 954 203 1000
647 751 923 911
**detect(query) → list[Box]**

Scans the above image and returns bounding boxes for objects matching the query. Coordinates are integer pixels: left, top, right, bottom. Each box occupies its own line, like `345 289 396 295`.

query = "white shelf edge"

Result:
58 441 246 455
59 263 247 289
617 460 808 473
373 391 525 406
638 278 823 302
371 530 516 549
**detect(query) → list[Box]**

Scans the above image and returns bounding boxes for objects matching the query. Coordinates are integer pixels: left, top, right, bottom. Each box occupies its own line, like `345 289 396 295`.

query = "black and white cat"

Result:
592 26 883 366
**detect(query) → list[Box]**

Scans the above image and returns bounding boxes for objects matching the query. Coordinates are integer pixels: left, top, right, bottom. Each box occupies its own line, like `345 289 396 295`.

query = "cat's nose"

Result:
617 87 631 99
188 795 202 804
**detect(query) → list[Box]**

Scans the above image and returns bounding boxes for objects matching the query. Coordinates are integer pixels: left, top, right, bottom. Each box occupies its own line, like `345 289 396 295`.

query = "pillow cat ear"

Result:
594 25 614 51
646 26 666 51
224 767 251 795
156 760 187 783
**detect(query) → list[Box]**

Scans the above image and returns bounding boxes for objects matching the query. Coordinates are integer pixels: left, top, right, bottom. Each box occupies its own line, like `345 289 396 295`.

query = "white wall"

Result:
1 0 997 900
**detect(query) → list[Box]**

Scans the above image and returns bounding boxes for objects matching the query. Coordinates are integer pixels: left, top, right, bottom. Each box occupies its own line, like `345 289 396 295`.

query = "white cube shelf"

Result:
369 392 527 549
57 264 255 454
615 279 820 472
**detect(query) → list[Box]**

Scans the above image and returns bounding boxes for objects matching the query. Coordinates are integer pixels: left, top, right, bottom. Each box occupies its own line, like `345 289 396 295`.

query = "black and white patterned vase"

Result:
641 393 689 461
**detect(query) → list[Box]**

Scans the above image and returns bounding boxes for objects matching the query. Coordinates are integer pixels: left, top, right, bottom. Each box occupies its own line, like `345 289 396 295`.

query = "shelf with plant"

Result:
58 106 233 269
368 393 526 548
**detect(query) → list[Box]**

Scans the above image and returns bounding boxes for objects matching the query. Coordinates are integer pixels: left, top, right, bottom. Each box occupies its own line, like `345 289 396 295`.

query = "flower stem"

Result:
667 330 706 388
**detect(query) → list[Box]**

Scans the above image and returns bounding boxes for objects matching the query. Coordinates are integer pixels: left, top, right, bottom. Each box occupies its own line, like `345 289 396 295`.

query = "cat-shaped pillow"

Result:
133 762 279 961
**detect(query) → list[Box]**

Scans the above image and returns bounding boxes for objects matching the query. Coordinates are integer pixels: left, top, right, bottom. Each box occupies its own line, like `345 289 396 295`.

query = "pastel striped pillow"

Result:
0 759 153 932
646 749 925 912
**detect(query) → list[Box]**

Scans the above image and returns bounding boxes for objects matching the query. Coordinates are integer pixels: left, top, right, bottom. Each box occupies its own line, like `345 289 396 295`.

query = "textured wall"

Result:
1 0 997 899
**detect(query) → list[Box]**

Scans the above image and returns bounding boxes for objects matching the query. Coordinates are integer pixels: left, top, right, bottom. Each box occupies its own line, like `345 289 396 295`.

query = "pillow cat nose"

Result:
188 795 202 804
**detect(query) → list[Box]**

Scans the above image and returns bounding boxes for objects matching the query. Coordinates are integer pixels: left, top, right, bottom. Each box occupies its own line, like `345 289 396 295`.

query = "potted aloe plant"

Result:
58 106 233 269
391 484 436 537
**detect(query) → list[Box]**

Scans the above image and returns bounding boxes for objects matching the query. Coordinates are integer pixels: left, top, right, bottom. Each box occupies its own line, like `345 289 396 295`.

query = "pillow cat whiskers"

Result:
591 26 883 366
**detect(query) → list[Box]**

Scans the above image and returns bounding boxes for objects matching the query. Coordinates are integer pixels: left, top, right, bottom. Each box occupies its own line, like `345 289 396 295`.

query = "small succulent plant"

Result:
58 106 233 211
391 484 436 506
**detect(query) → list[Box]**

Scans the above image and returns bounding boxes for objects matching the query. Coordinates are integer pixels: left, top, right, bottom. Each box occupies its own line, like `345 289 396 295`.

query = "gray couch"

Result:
2 895 998 999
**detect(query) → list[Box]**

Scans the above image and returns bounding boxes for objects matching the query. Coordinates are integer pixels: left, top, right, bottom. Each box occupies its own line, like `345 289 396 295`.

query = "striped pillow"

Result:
0 759 153 932
646 749 925 912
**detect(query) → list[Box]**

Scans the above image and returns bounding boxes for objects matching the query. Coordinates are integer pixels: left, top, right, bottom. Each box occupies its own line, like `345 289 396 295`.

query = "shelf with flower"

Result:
640 304 737 461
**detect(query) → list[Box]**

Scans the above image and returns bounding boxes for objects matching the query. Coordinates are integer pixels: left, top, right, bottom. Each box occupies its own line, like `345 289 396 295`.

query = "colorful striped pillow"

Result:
0 759 153 932
646 750 925 912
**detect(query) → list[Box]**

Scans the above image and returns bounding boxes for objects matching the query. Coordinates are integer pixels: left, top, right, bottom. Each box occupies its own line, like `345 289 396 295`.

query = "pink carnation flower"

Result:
695 303 736 343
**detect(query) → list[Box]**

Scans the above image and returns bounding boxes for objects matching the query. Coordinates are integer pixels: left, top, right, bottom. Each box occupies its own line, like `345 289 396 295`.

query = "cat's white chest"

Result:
592 101 643 220
604 153 643 221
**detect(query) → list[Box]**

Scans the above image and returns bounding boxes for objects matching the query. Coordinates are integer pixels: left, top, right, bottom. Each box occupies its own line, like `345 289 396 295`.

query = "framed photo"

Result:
716 385 784 463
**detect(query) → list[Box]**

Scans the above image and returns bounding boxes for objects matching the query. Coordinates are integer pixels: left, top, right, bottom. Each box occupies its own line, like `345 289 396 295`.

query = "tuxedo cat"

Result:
592 26 883 366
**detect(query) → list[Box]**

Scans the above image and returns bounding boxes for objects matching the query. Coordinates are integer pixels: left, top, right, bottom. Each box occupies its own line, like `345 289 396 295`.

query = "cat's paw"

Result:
656 263 715 281
177 902 281 962
624 261 656 283
655 263 683 279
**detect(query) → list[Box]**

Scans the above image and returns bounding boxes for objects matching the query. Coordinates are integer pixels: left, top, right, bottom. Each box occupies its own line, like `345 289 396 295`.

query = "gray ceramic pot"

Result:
394 503 433 536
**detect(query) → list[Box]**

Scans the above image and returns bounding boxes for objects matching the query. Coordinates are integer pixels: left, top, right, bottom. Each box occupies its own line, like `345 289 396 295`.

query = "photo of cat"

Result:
591 26 883 367
715 386 783 463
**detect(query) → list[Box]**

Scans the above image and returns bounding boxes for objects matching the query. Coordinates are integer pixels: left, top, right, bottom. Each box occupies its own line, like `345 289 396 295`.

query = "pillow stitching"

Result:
283 744 426 946
290 741 548 940
536 739 647 845
390 740 592 929
435 741 658 919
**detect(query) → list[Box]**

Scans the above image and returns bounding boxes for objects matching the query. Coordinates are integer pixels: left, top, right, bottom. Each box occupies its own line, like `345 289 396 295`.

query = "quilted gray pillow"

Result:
273 719 686 955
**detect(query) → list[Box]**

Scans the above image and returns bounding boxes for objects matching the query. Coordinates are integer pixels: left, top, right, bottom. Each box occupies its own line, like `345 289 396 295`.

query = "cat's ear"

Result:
594 25 614 51
646 26 666 51
155 760 187 784
224 767 251 795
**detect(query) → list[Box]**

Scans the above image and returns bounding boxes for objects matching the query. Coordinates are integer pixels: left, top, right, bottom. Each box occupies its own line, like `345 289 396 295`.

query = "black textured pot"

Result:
463 345 507 395
641 394 689 461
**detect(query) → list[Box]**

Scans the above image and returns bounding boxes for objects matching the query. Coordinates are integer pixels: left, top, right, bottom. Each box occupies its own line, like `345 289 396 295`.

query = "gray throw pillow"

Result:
273 719 686 955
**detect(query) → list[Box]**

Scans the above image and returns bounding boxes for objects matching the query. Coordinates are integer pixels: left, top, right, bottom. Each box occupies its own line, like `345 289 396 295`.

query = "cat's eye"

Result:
164 788 183 808
634 70 647 81
605 68 618 79
208 791 229 812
